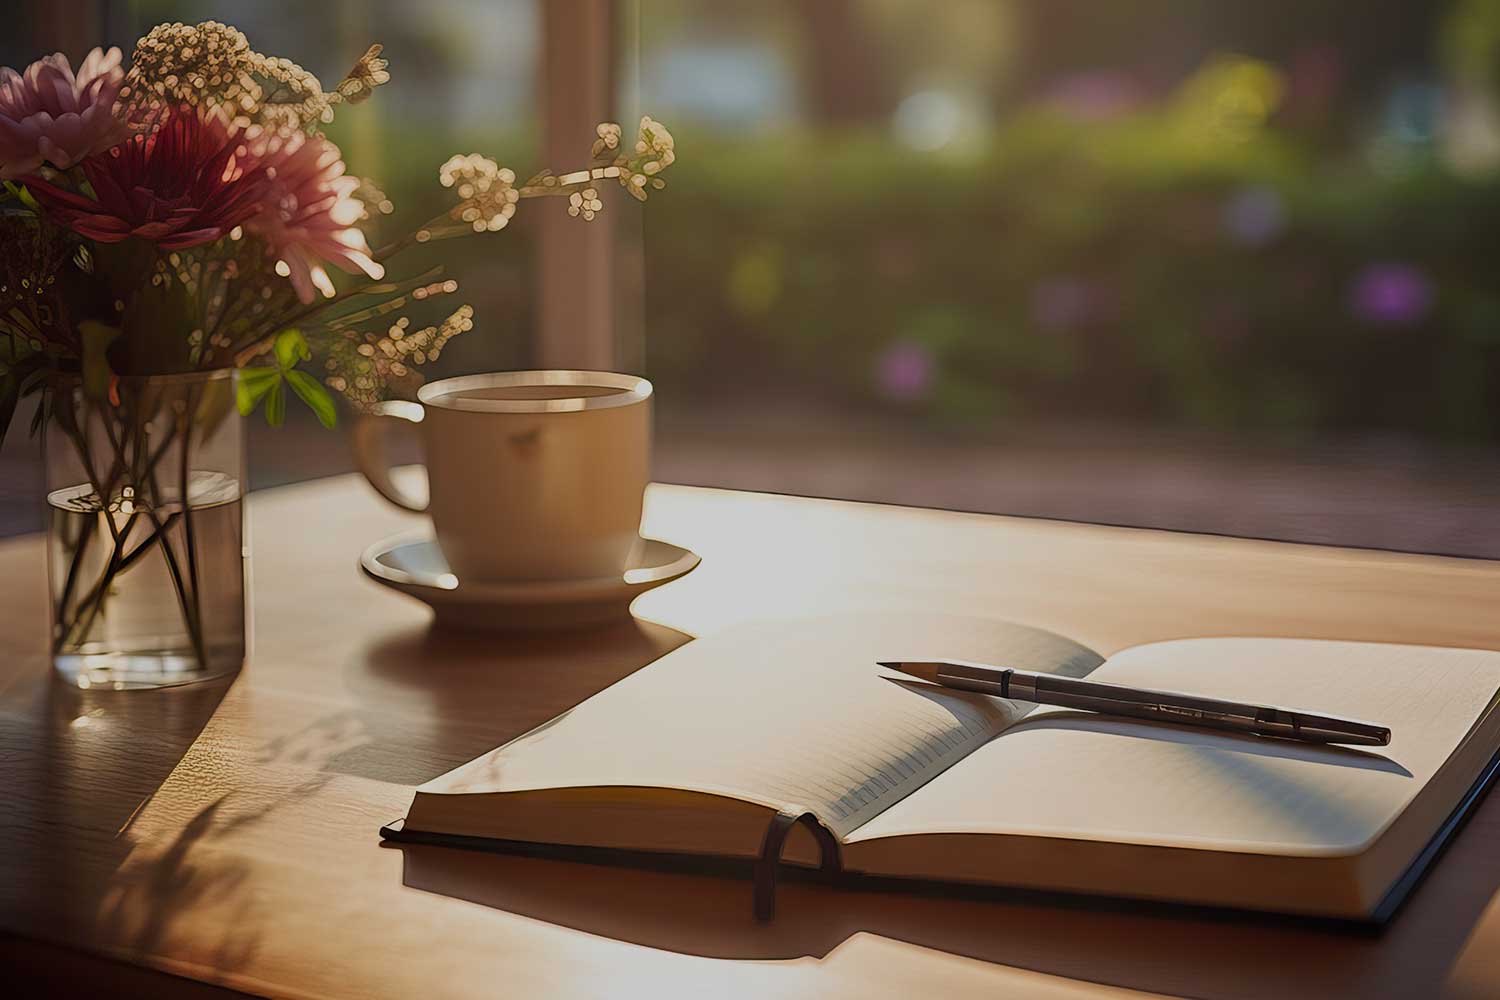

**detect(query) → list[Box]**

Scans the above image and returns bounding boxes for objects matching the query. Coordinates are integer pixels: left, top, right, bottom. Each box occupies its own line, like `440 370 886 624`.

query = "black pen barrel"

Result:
925 663 1391 747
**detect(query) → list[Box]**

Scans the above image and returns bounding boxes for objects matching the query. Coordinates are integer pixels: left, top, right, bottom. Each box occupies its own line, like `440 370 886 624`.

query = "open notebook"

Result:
382 615 1500 922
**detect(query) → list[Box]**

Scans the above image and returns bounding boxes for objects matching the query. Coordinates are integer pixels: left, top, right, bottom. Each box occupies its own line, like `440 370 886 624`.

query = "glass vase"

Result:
44 370 247 690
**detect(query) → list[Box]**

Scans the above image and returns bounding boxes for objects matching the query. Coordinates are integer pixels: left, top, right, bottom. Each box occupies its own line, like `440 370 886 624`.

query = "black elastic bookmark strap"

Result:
753 811 841 921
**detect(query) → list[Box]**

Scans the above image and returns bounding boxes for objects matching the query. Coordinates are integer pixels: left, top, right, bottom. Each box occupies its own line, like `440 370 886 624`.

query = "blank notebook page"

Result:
418 614 1103 838
846 638 1500 854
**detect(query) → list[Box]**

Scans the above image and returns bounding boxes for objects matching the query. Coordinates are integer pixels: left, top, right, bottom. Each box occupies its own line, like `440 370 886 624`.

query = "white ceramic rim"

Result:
358 531 700 602
417 370 652 414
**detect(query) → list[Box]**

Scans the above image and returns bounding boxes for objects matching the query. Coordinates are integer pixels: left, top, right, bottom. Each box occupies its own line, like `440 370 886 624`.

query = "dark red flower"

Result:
25 107 268 249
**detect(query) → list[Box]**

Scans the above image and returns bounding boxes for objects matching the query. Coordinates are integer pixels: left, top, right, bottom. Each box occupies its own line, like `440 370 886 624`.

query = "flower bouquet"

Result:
0 21 675 688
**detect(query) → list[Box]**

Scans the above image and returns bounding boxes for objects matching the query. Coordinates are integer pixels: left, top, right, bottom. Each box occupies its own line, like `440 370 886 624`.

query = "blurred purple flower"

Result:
874 340 935 402
1222 186 1285 246
1031 278 1095 331
1350 264 1432 325
1044 72 1146 121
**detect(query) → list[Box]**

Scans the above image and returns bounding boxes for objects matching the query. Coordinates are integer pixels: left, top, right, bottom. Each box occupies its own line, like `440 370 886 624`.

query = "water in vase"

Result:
47 470 246 689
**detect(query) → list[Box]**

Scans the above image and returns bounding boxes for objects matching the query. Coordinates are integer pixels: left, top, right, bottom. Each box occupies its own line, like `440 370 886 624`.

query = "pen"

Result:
877 659 1392 746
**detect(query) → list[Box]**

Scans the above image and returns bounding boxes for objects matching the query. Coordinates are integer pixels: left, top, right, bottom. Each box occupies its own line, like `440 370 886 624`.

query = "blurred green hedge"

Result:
334 56 1500 442
642 61 1500 441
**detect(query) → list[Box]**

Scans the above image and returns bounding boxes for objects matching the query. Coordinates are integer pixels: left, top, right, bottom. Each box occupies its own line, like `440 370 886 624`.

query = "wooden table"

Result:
4 473 1500 999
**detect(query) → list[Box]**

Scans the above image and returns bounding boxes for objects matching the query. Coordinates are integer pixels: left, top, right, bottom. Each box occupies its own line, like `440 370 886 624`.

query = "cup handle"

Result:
351 400 429 513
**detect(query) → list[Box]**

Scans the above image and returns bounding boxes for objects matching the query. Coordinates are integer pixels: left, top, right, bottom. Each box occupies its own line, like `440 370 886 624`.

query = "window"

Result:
633 1 1500 557
4 1 1497 558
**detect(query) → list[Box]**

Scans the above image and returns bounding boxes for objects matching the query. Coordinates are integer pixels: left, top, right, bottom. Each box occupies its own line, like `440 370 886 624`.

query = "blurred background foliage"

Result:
7 0 1500 551
7 0 1498 444
632 0 1500 444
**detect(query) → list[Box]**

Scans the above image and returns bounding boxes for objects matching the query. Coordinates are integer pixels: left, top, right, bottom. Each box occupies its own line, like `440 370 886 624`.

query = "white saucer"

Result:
359 533 700 631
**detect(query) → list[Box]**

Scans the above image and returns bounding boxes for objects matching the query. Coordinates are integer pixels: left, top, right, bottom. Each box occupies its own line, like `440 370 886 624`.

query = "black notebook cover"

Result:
380 746 1500 928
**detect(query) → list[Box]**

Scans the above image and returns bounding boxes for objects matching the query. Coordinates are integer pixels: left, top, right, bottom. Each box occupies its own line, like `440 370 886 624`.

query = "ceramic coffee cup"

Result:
352 370 651 583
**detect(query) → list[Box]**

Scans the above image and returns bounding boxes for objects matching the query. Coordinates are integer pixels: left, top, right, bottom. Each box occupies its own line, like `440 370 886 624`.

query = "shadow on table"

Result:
5 666 236 853
393 794 1500 1000
1 660 239 944
328 615 694 787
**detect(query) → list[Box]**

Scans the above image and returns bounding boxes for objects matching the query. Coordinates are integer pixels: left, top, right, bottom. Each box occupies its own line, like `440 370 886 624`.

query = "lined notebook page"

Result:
421 614 1103 838
847 638 1500 855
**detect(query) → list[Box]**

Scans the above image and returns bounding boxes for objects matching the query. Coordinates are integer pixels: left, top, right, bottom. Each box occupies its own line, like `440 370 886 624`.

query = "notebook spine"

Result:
753 811 842 921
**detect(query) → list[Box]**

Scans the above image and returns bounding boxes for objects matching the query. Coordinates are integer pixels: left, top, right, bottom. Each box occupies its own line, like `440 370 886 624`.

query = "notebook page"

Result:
845 638 1500 855
421 614 1103 838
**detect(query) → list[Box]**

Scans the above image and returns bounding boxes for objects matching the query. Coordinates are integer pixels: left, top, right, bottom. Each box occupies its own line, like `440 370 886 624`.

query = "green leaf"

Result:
240 366 281 387
273 328 310 371
79 321 120 400
3 181 39 212
285 369 337 429
264 379 286 427
235 366 281 416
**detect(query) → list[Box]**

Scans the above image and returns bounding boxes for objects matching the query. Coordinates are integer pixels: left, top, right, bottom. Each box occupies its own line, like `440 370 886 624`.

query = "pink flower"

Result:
874 340 935 402
246 129 384 303
1350 263 1431 326
0 47 128 178
25 107 268 249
